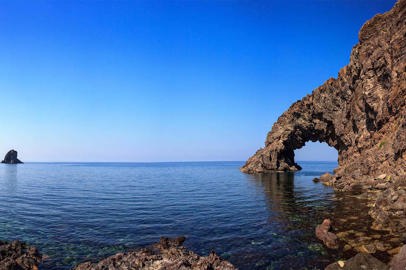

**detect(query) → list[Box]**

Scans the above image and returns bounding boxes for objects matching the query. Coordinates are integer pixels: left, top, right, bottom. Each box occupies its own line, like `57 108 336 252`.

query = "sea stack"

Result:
2 150 23 164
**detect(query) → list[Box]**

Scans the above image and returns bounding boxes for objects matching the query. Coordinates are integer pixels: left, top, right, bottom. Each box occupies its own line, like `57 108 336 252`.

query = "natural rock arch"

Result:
241 85 348 173
241 0 405 190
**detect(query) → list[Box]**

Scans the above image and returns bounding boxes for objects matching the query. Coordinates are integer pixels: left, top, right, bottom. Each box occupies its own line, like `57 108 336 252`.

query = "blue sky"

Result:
0 0 396 162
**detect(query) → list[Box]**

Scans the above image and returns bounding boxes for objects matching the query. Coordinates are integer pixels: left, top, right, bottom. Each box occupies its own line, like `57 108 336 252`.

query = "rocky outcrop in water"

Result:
74 237 236 270
315 219 338 249
1 150 23 164
241 0 405 189
0 240 42 270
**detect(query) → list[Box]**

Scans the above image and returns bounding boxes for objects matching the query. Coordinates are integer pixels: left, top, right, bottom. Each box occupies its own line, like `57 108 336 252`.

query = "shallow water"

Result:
0 161 362 269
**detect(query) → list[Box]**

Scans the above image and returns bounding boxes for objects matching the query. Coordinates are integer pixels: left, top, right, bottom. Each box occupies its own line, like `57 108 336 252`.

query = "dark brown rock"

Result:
315 219 339 249
74 236 236 270
0 240 42 270
241 0 405 183
1 150 23 164
325 253 388 270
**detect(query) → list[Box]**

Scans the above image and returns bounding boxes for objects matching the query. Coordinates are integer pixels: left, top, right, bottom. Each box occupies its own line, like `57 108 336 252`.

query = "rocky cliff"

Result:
241 0 405 191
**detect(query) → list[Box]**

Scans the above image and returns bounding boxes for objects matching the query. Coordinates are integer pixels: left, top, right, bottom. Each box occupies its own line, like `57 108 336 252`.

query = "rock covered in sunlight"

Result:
74 237 237 270
0 240 42 270
241 0 405 187
315 219 338 249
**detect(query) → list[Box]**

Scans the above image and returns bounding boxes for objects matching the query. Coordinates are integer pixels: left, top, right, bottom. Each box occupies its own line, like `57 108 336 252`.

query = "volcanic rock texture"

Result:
241 0 405 190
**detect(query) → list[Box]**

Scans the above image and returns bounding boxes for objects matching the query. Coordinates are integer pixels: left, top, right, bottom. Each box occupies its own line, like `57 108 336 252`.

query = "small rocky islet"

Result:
1 150 23 164
1 0 405 269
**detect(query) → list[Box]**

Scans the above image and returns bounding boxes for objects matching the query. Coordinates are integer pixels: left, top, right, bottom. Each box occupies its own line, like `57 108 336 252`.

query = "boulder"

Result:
325 253 388 270
389 244 406 270
315 219 338 249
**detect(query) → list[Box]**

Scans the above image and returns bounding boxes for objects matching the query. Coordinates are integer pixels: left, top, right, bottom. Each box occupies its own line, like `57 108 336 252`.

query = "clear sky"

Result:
0 0 396 162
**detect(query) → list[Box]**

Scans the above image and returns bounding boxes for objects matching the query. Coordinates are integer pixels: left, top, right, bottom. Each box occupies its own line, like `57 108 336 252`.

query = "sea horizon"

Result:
9 160 338 164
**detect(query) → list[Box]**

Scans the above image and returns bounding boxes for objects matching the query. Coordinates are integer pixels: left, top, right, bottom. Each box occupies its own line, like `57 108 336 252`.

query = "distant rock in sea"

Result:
2 150 23 164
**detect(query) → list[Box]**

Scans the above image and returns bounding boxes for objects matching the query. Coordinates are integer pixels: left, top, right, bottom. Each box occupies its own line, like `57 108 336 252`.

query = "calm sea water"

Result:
0 161 349 269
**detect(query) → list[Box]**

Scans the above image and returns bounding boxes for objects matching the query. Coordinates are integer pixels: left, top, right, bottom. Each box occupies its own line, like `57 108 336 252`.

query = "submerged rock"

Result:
1 150 23 164
315 219 338 249
74 236 236 270
0 240 42 270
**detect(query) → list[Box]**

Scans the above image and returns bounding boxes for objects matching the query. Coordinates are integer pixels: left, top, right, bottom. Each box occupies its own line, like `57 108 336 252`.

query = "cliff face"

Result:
242 0 405 190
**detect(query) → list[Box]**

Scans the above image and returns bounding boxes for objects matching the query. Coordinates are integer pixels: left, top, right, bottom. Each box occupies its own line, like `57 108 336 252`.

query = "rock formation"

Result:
325 244 406 270
325 253 388 270
315 219 338 249
74 236 236 270
1 150 23 164
389 244 406 270
241 0 405 190
0 240 42 270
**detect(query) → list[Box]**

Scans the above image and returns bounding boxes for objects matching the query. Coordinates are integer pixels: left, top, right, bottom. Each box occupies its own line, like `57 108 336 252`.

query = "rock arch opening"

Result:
241 0 405 181
294 141 338 168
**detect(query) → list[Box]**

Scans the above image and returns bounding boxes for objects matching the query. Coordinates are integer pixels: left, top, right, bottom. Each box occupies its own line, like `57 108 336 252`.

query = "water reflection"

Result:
248 172 335 232
2 165 18 194
247 171 401 265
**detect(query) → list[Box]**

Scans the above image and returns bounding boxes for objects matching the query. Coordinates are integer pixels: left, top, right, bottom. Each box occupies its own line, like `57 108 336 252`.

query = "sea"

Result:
0 161 358 269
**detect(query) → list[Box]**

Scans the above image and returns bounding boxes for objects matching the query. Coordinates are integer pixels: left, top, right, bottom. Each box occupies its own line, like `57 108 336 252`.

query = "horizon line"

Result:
6 160 338 164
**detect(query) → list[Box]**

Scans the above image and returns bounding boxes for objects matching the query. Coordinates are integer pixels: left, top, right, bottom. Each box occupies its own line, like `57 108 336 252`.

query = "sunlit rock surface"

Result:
74 237 236 270
0 240 42 270
241 0 405 188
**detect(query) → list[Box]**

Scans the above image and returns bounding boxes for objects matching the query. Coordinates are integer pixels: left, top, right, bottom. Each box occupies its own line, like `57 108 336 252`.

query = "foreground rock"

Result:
315 219 338 249
0 240 42 270
325 244 406 270
325 253 388 270
369 184 406 234
389 244 406 270
74 236 236 270
1 150 23 164
241 0 405 184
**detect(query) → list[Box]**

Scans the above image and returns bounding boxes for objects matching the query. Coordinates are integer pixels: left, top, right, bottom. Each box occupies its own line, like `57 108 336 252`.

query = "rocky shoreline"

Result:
241 0 405 236
0 237 236 270
73 237 236 270
0 240 42 270
240 0 406 268
1 235 405 270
